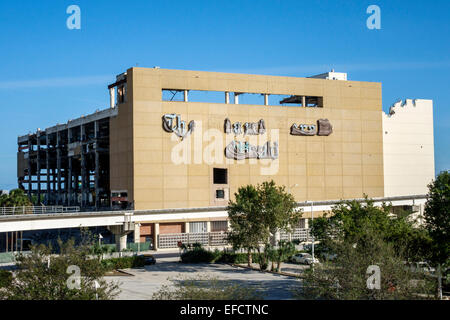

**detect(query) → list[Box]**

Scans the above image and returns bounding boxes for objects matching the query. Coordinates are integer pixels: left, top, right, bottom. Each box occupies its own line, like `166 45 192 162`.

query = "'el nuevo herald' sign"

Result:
290 119 333 136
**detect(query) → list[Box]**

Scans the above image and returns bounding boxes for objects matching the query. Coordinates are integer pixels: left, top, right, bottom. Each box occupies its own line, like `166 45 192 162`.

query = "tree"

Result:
0 238 120 300
424 171 450 265
271 240 296 273
152 274 263 300
423 170 450 298
296 230 435 300
227 185 267 267
0 189 32 207
298 198 438 300
310 197 429 262
257 181 300 244
227 181 301 269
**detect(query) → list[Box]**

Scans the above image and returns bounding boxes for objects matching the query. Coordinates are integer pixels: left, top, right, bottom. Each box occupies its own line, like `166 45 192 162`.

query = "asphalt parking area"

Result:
105 260 303 300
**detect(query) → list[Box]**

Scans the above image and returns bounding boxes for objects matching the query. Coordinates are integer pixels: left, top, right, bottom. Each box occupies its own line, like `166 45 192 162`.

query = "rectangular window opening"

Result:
216 189 225 199
162 89 185 102
213 168 228 184
162 89 323 108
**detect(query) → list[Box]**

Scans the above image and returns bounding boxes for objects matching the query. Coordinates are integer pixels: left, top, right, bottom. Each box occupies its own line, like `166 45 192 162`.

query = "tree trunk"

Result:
277 260 282 273
247 249 252 267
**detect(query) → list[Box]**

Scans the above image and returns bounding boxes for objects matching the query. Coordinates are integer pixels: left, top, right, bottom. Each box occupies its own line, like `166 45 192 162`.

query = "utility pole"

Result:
438 264 443 300
311 201 314 268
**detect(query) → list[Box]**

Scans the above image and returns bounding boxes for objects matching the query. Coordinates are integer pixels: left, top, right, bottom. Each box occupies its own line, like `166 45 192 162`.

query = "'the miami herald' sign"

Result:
162 114 195 140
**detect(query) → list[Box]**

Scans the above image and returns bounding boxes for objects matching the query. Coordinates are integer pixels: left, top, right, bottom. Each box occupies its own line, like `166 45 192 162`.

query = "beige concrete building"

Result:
109 67 385 210
17 67 435 248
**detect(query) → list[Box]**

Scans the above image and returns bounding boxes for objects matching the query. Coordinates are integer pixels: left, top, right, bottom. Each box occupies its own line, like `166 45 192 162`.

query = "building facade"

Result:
16 67 435 248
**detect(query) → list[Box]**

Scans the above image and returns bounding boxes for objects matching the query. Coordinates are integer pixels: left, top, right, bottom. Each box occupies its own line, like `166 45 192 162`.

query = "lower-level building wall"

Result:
159 222 185 234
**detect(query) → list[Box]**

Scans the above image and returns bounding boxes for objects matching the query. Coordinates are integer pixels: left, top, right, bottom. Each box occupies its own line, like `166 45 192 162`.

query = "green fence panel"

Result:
0 252 15 263
127 242 152 252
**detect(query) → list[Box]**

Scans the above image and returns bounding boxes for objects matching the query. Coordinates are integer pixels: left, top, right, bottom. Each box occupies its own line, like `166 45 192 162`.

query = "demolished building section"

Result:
17 108 117 209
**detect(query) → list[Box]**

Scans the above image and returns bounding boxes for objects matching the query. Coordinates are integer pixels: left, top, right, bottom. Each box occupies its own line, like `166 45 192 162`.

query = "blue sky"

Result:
0 0 448 189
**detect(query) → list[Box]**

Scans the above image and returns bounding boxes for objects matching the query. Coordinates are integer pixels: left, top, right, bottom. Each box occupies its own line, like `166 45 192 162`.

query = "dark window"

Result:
216 189 225 199
117 85 126 104
213 168 228 184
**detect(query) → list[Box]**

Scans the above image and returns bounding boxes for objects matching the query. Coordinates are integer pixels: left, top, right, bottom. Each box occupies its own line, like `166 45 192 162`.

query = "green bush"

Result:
180 246 216 263
179 245 268 265
0 252 15 264
0 270 13 288
215 252 238 263
213 252 263 264
101 255 145 271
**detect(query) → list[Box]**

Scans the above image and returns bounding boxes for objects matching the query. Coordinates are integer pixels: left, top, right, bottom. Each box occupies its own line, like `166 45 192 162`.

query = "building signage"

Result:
224 118 266 135
224 140 278 160
162 114 195 140
290 119 333 136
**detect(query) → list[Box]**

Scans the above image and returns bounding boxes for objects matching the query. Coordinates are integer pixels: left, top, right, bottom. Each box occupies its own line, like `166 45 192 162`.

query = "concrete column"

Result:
74 170 79 206
134 223 141 243
154 223 160 250
80 125 86 207
67 128 72 206
109 87 116 108
304 218 309 229
37 132 41 204
264 94 269 106
27 136 32 201
56 131 62 205
45 134 50 205
225 92 230 104
183 90 188 102
274 231 281 246
108 224 132 252
206 221 211 233
234 93 240 104
185 222 190 233
115 234 128 252
94 121 100 210
302 96 306 107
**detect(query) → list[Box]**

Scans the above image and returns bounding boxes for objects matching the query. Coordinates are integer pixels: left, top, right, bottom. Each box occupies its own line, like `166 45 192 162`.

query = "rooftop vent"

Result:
308 70 347 81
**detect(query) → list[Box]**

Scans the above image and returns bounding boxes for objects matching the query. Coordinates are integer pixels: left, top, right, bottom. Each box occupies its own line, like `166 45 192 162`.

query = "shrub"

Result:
180 247 215 263
179 246 267 265
214 252 262 264
101 255 145 271
0 270 12 288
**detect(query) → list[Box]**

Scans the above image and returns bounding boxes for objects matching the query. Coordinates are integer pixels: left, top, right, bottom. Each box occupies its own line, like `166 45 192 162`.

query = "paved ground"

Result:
239 262 310 275
105 252 303 300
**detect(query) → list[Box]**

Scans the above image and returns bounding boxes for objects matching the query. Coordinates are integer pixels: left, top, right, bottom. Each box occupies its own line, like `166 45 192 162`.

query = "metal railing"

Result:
0 206 80 216
280 228 311 242
157 229 310 249
158 231 228 249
